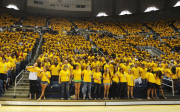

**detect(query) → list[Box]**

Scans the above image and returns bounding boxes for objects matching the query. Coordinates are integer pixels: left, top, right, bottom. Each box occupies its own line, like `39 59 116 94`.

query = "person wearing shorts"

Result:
38 66 51 101
72 64 82 100
103 68 111 100
146 68 156 100
126 69 135 99
154 71 167 99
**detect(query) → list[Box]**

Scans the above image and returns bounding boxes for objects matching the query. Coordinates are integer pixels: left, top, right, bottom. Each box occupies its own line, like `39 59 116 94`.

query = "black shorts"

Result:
155 84 161 89
0 73 7 81
147 82 155 89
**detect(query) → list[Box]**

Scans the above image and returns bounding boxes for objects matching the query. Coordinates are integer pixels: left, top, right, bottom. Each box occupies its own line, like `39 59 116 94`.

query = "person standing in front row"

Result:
59 65 71 100
126 69 135 99
72 64 82 100
38 66 51 101
146 68 156 100
103 68 111 100
82 66 92 100
93 67 102 100
119 67 127 99
26 63 42 100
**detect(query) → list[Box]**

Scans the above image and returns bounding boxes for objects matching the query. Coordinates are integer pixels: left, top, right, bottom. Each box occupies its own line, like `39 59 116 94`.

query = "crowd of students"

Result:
0 31 39 91
27 49 180 101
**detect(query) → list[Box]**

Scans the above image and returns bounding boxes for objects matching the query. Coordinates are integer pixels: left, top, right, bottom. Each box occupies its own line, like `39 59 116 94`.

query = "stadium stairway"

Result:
0 71 30 99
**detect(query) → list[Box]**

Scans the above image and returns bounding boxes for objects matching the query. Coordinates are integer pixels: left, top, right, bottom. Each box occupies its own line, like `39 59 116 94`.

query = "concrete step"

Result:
12 83 30 86
5 91 29 94
8 87 29 91
1 93 29 98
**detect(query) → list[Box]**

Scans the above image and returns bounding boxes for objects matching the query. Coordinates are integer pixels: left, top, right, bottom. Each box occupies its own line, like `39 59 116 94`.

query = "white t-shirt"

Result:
29 72 38 80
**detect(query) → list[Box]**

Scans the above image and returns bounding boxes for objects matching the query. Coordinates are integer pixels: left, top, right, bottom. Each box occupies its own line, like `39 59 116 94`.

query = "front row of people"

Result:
27 62 167 101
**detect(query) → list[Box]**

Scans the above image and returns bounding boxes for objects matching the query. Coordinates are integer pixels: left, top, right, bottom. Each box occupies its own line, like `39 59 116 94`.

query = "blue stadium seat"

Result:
51 81 61 93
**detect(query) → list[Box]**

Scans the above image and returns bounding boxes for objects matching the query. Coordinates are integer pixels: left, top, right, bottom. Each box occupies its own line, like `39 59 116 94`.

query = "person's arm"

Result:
69 73 71 84
59 72 61 84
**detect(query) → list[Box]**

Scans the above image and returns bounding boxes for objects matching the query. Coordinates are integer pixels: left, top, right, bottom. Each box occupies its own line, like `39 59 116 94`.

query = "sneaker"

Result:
68 98 70 100
61 98 64 100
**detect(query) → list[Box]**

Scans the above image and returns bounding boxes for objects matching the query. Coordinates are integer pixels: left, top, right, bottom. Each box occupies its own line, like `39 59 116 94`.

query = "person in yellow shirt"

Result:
126 69 135 99
139 64 147 84
59 65 71 100
93 67 102 100
0 57 10 91
38 66 51 101
82 66 92 100
131 64 140 79
103 68 111 100
49 62 60 81
171 66 178 93
72 64 82 100
82 59 89 70
111 66 119 99
146 68 156 100
154 71 167 99
119 67 127 99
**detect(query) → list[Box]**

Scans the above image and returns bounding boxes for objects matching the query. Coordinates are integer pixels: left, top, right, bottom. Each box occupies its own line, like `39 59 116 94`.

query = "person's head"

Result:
119 67 124 73
134 63 137 68
75 64 79 70
96 66 100 72
2 57 6 63
54 62 58 66
63 65 68 71
43 66 48 72
34 63 38 67
86 66 90 70
106 60 110 65
126 61 129 66
142 64 145 69
64 60 68 64
147 68 152 73
128 69 132 74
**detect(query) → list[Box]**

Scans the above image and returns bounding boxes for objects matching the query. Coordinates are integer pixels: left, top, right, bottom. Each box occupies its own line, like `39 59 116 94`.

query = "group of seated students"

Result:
0 31 39 91
22 16 47 27
0 13 20 27
27 50 180 101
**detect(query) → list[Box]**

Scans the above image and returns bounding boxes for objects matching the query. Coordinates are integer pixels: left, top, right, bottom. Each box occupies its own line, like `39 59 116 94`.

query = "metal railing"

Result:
13 70 24 98
137 46 166 55
161 77 174 97
32 36 43 64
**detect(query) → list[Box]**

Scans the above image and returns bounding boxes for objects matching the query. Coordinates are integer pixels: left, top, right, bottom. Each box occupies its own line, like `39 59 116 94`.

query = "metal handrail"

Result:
161 77 174 97
32 36 43 64
14 70 24 98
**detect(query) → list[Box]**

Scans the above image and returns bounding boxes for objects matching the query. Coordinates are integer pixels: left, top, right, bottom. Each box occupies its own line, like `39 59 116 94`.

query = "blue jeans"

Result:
61 82 70 99
82 82 91 97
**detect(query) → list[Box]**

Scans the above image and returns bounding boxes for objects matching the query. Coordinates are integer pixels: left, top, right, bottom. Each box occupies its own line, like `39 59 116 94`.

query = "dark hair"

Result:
171 66 176 74
37 62 41 68
106 60 109 63
54 62 58 66
156 71 162 79
2 57 6 61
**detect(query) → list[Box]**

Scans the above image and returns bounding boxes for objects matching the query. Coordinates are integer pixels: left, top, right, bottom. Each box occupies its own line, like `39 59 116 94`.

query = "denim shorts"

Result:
41 81 48 85
103 83 110 85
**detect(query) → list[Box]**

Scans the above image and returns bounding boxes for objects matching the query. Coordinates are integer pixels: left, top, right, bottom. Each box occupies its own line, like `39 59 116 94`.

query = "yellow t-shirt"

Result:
131 67 140 79
50 65 60 76
40 71 51 84
126 74 135 86
0 62 8 74
82 70 92 82
156 76 161 85
59 70 70 82
93 72 102 84
72 69 81 81
123 65 130 73
164 69 171 78
146 72 156 83
119 72 127 82
111 72 119 83
103 73 111 83
139 68 147 79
